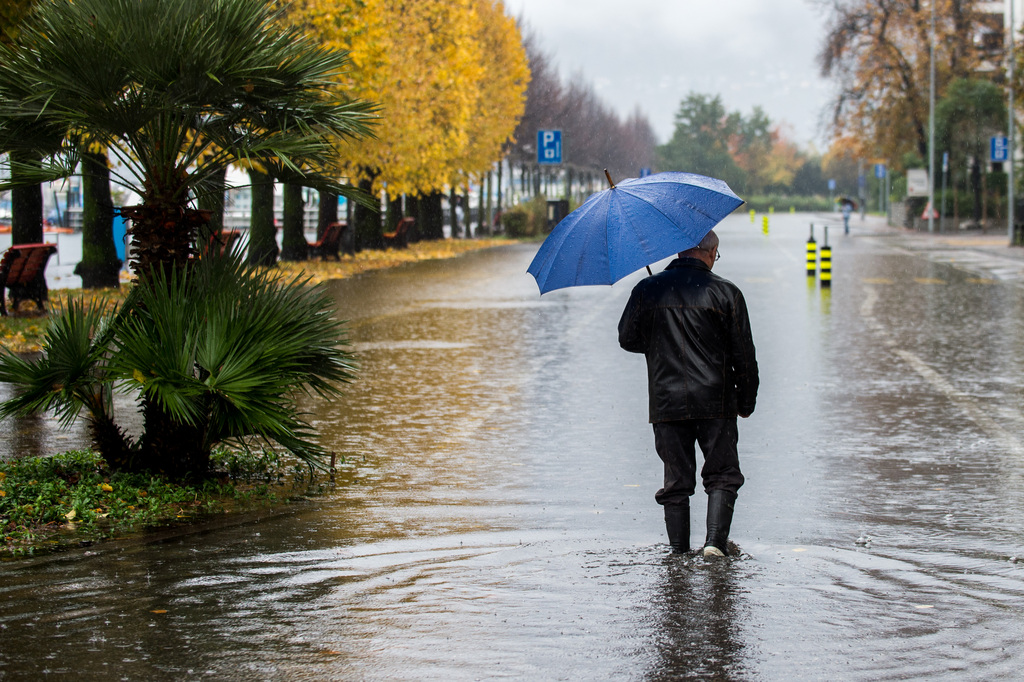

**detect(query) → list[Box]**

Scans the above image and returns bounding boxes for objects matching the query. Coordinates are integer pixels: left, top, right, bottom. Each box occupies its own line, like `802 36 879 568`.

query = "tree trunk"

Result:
280 182 307 261
247 168 277 266
419 192 444 240
384 191 401 232
11 152 43 245
197 166 226 241
75 149 121 289
449 187 459 238
485 171 493 236
971 158 982 223
139 401 208 479
354 175 381 250
317 190 338 240
405 194 421 242
496 162 503 217
122 200 205 277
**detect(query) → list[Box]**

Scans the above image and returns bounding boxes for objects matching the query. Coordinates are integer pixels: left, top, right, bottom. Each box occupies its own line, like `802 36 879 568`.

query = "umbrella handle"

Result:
604 169 616 189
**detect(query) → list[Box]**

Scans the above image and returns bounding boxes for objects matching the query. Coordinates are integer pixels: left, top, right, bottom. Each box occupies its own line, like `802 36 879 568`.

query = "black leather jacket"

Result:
618 257 758 422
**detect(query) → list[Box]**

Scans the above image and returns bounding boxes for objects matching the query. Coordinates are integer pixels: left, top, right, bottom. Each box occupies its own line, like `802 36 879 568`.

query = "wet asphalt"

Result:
3 212 1024 680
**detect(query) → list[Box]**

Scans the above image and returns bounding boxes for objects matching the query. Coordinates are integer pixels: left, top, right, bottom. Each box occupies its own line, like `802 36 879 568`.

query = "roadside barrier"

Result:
806 224 817 277
749 209 755 224
820 226 832 287
762 215 769 236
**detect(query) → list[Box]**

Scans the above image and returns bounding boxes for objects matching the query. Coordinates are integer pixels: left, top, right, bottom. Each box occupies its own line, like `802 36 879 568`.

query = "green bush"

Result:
743 195 833 213
502 208 529 237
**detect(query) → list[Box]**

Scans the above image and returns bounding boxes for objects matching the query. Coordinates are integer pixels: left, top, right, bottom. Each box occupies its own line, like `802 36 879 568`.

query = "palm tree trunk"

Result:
280 183 307 261
75 148 121 288
139 402 208 479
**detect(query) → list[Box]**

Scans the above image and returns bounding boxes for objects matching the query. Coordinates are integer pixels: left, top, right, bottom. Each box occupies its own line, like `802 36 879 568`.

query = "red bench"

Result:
383 216 414 249
308 221 348 260
0 243 58 316
203 229 242 257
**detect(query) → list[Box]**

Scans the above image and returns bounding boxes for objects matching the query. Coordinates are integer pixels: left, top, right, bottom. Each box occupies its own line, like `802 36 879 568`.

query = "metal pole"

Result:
1009 0 1016 243
928 0 936 233
941 151 949 232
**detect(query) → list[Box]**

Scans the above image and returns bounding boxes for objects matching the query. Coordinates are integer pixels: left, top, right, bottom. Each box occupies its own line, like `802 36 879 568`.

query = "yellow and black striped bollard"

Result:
820 226 832 287
762 215 769 235
806 225 817 277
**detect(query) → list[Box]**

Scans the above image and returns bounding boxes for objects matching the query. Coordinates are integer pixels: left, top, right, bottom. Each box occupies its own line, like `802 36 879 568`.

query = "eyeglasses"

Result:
714 249 721 262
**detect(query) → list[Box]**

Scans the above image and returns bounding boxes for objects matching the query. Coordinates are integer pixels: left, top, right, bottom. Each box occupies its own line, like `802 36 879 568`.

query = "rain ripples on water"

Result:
4 220 1024 679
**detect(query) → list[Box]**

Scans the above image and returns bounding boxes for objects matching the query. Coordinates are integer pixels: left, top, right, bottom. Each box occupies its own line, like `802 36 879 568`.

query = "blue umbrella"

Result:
527 171 744 294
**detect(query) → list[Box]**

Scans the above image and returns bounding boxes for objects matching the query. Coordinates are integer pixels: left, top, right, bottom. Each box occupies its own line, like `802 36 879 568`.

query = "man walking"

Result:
618 230 758 557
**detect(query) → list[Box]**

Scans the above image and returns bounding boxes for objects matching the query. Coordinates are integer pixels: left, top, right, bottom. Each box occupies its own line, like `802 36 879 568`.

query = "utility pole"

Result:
928 0 936 233
1009 0 1017 244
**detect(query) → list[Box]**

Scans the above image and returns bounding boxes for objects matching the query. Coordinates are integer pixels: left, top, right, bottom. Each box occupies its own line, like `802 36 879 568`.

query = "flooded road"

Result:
4 214 1024 679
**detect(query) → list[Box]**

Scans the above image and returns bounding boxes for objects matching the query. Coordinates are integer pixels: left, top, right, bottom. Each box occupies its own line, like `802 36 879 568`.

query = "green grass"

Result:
0 448 325 557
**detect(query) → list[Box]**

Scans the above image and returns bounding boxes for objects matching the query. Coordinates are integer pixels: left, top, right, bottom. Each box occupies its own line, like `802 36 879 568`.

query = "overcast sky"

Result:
505 0 835 150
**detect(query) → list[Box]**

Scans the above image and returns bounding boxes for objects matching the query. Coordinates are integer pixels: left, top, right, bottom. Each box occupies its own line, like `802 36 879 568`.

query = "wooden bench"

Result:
383 216 415 249
203 229 242 257
0 243 58 317
308 221 348 260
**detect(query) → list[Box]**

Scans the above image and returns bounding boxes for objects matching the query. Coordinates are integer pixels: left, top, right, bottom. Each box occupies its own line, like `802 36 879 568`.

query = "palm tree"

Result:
0 250 357 478
0 0 375 478
0 0 376 276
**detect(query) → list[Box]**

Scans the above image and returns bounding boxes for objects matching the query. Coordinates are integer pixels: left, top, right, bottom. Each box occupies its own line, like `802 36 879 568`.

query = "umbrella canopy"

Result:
527 171 744 294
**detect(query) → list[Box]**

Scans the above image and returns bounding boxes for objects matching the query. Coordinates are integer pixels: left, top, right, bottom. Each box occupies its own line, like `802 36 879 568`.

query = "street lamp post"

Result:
1009 0 1016 244
928 0 936 234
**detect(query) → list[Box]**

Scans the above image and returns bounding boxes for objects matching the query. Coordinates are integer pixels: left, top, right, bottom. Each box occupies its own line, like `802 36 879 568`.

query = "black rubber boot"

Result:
703 489 737 557
664 502 689 554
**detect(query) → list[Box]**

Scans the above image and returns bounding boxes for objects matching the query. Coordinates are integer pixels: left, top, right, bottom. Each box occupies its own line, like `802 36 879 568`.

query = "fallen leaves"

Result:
273 239 506 285
0 239 507 353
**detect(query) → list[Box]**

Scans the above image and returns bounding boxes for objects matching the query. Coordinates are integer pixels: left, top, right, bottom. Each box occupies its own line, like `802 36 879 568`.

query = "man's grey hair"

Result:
697 230 719 252
681 230 719 256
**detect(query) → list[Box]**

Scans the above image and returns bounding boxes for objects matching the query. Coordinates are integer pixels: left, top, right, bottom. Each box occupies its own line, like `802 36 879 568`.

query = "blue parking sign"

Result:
874 163 886 179
538 130 562 165
991 136 1009 162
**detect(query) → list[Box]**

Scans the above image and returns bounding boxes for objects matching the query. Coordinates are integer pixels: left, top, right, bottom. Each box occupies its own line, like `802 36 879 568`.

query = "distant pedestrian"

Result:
618 230 759 557
842 201 853 234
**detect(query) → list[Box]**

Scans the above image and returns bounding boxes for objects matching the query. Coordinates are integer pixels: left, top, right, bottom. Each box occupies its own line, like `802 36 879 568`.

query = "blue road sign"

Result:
639 167 652 177
942 152 949 173
874 163 886 179
828 179 836 191
538 130 562 165
991 136 1009 162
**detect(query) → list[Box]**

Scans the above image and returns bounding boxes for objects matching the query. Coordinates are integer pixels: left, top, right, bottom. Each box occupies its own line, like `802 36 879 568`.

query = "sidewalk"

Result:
839 213 1024 282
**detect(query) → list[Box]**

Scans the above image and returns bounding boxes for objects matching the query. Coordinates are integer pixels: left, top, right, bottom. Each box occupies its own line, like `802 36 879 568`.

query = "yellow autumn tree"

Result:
452 0 530 184
0 0 35 44
287 0 528 198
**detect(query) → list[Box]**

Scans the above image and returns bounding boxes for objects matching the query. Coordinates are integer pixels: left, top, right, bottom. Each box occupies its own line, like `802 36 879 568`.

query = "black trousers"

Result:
653 418 745 506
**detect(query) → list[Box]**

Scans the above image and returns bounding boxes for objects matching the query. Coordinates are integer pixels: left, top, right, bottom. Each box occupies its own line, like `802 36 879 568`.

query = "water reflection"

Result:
647 558 749 681
6 221 1024 679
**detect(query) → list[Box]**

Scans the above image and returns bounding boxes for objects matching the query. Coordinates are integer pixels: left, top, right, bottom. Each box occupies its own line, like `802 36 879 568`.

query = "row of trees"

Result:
816 0 1015 220
656 92 822 197
286 0 529 246
507 26 659 186
0 0 443 478
1 0 531 275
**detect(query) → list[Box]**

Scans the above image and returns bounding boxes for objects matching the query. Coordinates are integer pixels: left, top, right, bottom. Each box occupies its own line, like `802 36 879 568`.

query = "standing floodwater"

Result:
3 214 1024 679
